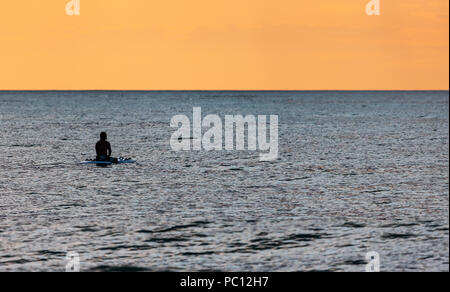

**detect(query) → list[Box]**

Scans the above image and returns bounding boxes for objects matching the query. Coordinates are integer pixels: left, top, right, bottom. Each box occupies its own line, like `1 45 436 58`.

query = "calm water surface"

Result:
0 91 448 271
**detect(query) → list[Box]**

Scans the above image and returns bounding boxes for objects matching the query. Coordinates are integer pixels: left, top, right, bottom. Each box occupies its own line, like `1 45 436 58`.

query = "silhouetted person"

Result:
96 132 112 161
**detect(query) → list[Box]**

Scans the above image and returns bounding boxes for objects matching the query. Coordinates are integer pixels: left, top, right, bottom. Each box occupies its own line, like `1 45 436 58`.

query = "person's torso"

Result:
96 140 110 156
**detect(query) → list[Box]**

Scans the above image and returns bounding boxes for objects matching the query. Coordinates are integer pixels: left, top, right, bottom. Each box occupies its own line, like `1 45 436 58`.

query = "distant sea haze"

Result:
0 91 448 271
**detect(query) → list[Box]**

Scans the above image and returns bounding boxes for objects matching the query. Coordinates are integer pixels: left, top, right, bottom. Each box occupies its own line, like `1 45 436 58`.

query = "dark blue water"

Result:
0 91 448 271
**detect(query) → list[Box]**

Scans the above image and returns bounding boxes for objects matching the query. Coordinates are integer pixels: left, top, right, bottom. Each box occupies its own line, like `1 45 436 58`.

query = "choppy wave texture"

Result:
0 91 448 271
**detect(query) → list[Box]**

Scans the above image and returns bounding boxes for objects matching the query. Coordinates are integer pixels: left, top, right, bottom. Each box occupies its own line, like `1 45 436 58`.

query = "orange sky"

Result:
0 0 448 90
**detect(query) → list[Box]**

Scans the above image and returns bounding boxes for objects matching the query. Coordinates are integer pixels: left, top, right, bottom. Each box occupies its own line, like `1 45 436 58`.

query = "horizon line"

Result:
0 89 449 92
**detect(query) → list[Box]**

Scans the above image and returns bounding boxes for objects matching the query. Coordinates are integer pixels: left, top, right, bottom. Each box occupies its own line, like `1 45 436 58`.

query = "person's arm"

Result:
107 142 112 157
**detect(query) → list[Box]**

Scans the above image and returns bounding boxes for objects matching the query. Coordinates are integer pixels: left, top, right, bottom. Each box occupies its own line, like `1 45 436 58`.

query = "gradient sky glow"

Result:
0 0 448 90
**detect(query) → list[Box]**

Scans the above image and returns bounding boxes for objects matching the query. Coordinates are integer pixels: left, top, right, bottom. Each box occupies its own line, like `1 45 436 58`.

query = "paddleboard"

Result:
80 158 136 165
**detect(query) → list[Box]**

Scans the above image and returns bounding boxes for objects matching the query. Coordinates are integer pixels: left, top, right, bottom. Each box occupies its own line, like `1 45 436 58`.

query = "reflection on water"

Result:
0 91 448 271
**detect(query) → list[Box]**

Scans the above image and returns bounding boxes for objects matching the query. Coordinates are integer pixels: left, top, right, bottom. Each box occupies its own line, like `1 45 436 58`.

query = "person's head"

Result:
100 132 107 141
